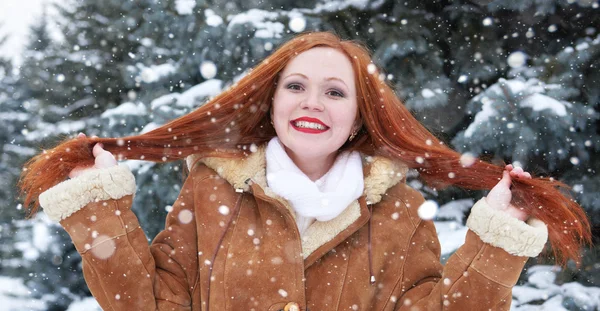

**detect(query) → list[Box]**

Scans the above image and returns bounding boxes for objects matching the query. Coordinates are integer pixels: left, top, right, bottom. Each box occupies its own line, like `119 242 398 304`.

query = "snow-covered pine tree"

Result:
0 55 30 277
451 0 599 228
4 0 599 309
445 1 599 308
0 15 95 310
24 0 153 114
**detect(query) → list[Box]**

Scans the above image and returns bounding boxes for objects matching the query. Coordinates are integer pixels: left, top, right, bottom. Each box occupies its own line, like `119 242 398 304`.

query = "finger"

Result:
92 142 117 167
95 150 117 168
77 133 86 139
510 167 524 177
92 143 105 158
505 164 513 170
487 185 511 210
513 169 532 179
501 170 512 186
487 171 513 212
494 170 512 191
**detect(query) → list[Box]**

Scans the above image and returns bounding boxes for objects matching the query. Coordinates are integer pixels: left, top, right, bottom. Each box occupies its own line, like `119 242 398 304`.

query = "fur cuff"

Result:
39 164 136 222
466 198 548 257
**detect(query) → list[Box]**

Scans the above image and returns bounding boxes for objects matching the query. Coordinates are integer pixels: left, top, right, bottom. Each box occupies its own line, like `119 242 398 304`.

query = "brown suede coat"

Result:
38 145 548 311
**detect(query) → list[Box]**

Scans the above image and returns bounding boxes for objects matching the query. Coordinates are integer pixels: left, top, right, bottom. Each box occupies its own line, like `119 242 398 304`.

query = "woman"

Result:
19 32 590 310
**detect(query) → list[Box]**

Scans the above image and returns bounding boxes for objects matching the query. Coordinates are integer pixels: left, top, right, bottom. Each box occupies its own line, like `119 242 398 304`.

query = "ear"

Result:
352 119 363 133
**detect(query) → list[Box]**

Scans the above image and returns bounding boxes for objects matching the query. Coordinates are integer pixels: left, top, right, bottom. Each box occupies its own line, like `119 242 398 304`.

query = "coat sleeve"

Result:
392 187 548 310
38 164 201 310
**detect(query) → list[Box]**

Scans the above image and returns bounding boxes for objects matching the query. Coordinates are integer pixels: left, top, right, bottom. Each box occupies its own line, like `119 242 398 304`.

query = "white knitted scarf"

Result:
265 137 364 232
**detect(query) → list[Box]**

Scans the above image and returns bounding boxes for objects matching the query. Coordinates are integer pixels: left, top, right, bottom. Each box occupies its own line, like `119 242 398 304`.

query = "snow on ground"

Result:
65 297 101 311
0 276 46 311
436 199 473 223
0 276 101 311
432 199 473 256
511 265 600 310
434 220 468 256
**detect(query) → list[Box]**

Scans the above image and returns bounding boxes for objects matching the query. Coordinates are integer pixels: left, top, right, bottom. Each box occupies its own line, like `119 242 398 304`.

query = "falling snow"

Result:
421 88 435 98
218 205 230 215
288 16 306 33
417 200 439 220
507 51 527 68
2 1 598 310
200 61 218 80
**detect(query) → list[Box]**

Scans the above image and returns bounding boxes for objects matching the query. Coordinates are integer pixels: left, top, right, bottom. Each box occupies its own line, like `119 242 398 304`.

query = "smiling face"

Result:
271 47 359 165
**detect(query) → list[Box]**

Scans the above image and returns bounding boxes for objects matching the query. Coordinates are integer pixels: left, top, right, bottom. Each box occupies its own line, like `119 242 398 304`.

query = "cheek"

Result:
272 102 286 120
271 93 285 118
274 90 299 111
332 108 358 130
272 102 293 129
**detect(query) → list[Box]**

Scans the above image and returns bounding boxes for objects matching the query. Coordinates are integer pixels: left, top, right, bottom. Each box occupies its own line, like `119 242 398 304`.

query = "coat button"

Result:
284 302 300 311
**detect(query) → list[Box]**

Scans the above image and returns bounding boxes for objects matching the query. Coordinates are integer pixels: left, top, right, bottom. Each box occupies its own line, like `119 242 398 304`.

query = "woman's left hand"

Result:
485 164 531 221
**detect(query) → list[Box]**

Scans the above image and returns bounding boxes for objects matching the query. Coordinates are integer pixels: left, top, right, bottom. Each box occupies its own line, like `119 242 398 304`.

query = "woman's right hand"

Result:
68 133 118 179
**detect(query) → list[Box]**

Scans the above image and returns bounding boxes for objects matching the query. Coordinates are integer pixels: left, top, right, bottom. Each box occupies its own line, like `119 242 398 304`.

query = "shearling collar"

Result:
185 144 409 260
186 145 408 205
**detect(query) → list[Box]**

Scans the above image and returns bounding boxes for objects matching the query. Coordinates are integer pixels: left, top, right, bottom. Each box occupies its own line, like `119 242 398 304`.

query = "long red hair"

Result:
18 31 590 265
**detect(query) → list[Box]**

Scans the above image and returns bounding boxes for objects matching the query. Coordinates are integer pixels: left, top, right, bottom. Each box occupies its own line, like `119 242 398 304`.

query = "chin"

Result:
279 132 345 156
294 143 343 159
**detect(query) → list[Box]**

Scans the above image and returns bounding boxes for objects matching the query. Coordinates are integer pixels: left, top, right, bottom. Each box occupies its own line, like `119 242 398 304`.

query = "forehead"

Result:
281 47 355 81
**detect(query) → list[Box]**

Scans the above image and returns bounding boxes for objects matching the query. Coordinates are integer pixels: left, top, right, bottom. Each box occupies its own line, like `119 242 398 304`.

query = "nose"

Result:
299 90 324 111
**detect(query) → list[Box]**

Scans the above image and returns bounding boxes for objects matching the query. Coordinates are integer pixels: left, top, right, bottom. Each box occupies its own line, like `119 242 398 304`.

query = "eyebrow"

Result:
283 73 349 89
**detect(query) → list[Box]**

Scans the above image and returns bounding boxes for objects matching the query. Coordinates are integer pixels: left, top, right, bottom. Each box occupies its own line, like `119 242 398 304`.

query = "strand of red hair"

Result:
18 31 590 266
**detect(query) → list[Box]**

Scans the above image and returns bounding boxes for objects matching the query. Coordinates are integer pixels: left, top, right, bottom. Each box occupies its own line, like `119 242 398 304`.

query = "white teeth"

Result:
294 121 326 130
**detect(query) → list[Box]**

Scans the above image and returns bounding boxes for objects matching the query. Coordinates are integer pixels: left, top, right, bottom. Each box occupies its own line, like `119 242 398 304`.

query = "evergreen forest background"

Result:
0 0 599 309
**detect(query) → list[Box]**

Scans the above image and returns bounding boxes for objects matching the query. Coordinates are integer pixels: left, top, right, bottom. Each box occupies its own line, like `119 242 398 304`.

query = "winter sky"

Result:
0 0 57 64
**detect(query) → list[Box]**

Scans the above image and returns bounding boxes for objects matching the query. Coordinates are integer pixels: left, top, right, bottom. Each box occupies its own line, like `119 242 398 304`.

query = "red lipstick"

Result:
290 117 329 134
